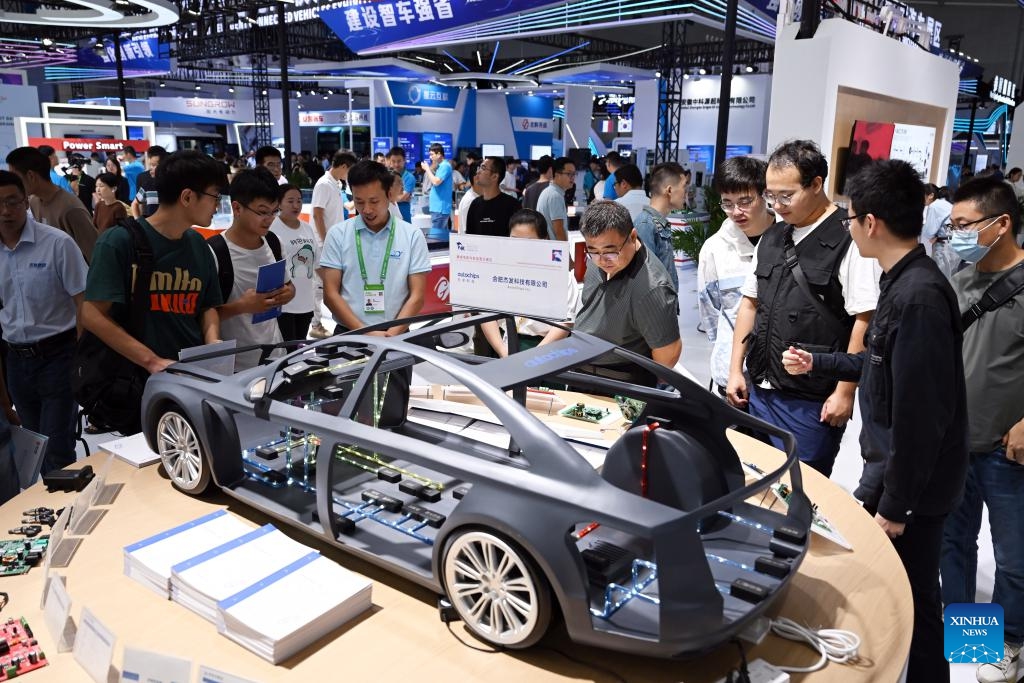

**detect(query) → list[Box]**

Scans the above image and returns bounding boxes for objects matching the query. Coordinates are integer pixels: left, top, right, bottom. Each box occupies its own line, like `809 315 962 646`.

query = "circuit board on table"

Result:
0 538 48 577
0 618 47 680
559 402 615 424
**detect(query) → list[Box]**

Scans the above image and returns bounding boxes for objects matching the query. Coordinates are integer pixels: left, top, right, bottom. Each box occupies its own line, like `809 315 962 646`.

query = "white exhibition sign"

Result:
298 110 371 127
448 234 570 320
890 123 936 178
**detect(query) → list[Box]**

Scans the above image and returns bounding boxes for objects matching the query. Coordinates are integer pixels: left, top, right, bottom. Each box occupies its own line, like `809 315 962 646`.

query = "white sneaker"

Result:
308 322 331 339
977 642 1022 683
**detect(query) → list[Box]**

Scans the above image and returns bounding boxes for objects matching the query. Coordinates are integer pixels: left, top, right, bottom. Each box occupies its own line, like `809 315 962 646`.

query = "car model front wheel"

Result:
442 529 551 649
156 410 211 495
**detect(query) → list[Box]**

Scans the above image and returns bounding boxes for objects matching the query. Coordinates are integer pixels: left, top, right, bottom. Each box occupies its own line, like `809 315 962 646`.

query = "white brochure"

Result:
121 646 192 683
73 607 117 683
42 574 75 652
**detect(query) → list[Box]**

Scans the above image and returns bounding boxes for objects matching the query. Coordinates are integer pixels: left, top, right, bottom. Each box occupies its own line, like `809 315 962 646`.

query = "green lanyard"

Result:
354 216 396 285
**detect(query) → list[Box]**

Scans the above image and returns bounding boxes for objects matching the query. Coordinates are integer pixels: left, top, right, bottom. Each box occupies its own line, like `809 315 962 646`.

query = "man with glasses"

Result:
83 150 224 376
212 168 294 371
939 176 1024 683
537 157 575 241
727 139 880 477
466 157 521 237
256 145 288 186
782 159 967 683
575 200 680 386
0 170 87 473
698 157 777 395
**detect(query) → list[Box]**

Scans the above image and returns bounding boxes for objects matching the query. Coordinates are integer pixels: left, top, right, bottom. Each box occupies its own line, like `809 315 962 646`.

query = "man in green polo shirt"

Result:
574 200 681 386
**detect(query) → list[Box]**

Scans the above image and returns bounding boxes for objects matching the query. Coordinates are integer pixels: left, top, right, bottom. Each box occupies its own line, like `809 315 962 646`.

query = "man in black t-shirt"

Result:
131 145 167 219
466 157 521 237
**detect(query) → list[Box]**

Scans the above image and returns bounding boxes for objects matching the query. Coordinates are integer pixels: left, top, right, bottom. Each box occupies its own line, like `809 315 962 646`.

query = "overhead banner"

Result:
386 82 458 110
27 137 151 154
149 97 246 124
298 110 371 126
320 0 560 54
75 32 170 75
449 234 570 320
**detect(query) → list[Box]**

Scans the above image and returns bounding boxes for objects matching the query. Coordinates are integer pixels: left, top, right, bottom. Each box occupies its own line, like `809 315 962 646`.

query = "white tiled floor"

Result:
76 260 1000 682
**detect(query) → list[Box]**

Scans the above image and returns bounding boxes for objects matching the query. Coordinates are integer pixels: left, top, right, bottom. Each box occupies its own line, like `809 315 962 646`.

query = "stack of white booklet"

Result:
216 552 373 663
123 510 257 598
170 524 319 623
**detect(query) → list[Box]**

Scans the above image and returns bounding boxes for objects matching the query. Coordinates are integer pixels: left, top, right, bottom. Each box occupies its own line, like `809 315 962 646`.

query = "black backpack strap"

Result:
961 260 1024 331
264 230 283 261
118 217 154 338
783 234 850 341
207 232 234 303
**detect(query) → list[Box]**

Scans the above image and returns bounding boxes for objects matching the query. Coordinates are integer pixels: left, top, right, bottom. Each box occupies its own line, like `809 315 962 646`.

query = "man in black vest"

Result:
726 140 880 476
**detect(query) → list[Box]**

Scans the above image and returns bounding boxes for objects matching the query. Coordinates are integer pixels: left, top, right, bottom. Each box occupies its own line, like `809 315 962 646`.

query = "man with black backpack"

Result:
939 176 1024 683
80 151 225 433
0 170 87 472
210 168 294 371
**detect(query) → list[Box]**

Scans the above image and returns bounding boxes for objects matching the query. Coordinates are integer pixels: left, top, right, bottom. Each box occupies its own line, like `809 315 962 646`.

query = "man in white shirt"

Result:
536 157 574 241
308 151 356 338
456 168 479 235
726 140 880 477
612 163 649 221
319 161 431 335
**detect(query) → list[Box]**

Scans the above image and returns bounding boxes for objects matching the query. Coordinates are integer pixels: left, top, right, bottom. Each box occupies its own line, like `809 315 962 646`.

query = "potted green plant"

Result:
672 185 727 265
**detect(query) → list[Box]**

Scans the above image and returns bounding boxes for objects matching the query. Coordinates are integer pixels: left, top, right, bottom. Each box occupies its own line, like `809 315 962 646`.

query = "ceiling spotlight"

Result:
114 0 130 5
309 89 316 96
261 89 267 95
683 72 690 80
228 86 235 93
194 83 201 90
92 41 106 55
41 38 55 48
186 7 200 15
527 90 534 95
326 89 333 95
296 91 302 98
158 80 166 87
655 71 662 78
745 64 755 73
698 67 707 75
323 94 328 100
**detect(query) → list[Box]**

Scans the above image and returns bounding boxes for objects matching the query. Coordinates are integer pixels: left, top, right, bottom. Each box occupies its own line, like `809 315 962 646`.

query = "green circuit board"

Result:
0 537 48 577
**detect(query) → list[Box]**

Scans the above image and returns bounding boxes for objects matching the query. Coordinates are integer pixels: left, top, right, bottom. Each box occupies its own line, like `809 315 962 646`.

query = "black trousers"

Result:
866 505 949 683
277 311 314 341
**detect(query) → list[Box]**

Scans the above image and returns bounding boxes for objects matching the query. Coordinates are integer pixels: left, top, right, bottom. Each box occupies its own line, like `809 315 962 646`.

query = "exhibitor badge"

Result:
944 603 1004 664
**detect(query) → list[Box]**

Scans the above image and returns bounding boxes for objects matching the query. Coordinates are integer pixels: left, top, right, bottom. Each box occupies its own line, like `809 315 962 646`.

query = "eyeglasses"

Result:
942 214 1001 236
585 235 632 262
242 204 281 220
839 213 868 231
198 190 223 203
0 197 26 210
762 189 801 207
720 196 757 213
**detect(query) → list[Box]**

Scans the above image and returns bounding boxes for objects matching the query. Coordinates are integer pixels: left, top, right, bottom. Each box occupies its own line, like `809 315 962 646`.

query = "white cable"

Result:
766 617 862 674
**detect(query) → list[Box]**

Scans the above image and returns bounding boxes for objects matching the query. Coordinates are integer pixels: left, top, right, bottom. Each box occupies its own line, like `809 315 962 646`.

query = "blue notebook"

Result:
252 259 286 324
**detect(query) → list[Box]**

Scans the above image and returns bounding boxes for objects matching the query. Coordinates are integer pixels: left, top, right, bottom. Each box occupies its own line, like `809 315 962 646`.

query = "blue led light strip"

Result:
335 499 434 545
488 41 500 74
512 41 590 74
442 50 471 72
590 559 660 619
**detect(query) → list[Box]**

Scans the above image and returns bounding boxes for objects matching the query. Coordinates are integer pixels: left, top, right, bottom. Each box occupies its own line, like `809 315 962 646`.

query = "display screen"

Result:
421 132 453 162
530 145 552 160
724 145 753 159
397 132 420 172
841 120 935 191
481 143 505 158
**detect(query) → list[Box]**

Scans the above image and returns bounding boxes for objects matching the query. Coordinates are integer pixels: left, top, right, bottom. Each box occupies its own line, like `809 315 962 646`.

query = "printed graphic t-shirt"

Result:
270 217 319 314
84 219 223 361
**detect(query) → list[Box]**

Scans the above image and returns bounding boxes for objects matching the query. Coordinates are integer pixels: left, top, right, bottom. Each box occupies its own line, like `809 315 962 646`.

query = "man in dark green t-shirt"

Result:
81 151 225 374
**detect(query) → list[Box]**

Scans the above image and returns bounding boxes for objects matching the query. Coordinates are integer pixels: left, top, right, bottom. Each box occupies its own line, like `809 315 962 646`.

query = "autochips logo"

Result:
408 84 422 105
944 603 1004 665
434 276 449 302
524 347 578 368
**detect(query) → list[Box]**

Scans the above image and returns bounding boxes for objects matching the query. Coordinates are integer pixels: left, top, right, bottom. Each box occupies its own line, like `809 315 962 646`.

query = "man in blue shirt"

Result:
38 145 74 195
122 145 145 201
387 146 416 224
420 143 453 234
0 170 88 473
320 160 431 335
602 151 624 200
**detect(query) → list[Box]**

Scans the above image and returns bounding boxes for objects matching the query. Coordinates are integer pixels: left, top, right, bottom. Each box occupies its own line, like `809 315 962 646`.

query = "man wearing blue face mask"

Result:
939 176 1024 683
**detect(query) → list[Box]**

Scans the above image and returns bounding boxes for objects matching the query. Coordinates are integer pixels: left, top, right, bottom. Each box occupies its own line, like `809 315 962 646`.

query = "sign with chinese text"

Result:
386 81 459 110
320 0 560 54
298 110 371 126
449 234 570 320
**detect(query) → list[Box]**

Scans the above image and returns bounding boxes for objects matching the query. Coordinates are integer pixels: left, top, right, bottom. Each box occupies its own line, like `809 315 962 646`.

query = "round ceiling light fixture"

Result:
4 0 178 28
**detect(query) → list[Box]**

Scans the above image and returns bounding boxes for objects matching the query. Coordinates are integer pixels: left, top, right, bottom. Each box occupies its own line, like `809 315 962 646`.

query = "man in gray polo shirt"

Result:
575 200 681 386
